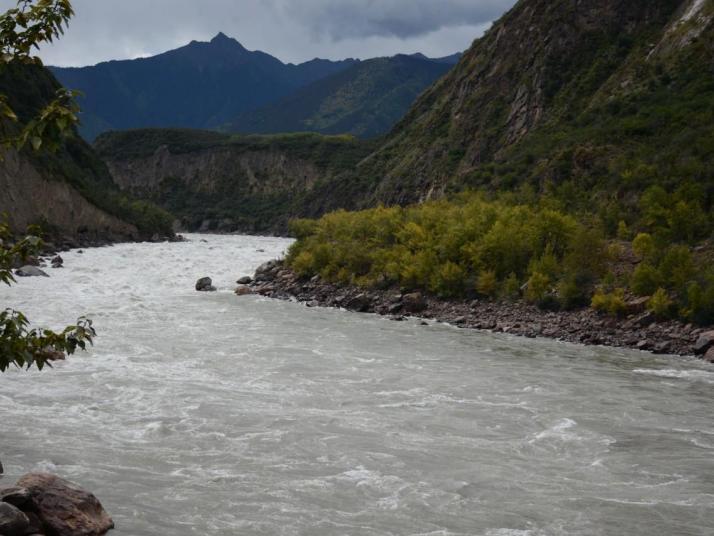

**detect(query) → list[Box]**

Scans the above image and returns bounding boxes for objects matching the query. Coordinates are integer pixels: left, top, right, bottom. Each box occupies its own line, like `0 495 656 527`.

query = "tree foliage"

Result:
1 1 96 372
0 0 79 153
1 219 95 371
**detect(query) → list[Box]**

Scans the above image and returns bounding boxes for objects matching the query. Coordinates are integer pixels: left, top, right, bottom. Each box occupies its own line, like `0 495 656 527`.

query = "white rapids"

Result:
1 234 713 535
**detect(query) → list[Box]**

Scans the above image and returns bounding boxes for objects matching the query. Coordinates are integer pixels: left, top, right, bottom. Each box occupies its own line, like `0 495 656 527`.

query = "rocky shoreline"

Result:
244 260 714 362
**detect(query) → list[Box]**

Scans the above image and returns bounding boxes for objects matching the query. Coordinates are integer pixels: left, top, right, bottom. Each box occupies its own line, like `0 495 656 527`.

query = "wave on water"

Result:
633 368 714 384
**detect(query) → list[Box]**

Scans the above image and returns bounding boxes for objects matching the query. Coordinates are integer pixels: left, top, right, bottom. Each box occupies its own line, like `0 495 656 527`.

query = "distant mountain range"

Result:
230 54 456 138
50 33 460 140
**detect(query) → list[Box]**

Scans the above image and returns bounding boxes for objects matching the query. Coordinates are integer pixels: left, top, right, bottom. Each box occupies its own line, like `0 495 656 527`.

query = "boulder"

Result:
625 296 650 315
234 285 253 296
0 502 30 536
236 276 252 285
402 292 427 313
16 473 114 536
15 265 49 277
254 260 280 282
195 277 216 292
346 293 371 312
0 487 31 507
51 255 64 268
704 347 714 363
693 330 714 355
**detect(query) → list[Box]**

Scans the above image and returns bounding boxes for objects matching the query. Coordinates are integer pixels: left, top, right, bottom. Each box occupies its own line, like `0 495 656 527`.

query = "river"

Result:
1 234 713 535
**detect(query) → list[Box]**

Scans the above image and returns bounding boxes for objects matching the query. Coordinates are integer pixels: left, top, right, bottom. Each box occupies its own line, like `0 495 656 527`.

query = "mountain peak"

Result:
209 32 245 50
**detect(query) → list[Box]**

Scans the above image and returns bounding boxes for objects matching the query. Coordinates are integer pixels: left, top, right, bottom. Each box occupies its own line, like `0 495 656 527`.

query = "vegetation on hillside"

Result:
96 129 377 232
231 55 454 138
0 0 96 372
287 188 714 324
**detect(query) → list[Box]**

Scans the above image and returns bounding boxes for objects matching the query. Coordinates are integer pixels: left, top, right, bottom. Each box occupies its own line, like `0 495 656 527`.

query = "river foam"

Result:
1 234 713 535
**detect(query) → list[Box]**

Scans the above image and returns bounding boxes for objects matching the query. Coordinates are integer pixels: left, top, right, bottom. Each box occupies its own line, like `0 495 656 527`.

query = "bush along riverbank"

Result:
243 192 714 361
247 260 714 360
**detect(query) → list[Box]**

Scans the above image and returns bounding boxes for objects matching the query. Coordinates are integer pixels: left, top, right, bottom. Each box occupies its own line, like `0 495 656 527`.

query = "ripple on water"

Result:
1 234 713 536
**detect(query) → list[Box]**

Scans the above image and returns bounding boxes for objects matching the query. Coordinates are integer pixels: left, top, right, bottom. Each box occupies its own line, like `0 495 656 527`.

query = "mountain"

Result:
363 0 714 206
0 63 173 242
50 33 358 140
230 54 454 138
99 0 714 237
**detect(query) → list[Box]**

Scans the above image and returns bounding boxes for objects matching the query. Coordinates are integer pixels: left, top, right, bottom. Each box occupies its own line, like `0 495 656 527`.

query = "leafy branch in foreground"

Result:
0 0 96 373
0 0 79 153
1 219 96 371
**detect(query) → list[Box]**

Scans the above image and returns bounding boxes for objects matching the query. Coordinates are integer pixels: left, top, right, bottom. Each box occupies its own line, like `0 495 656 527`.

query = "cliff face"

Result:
365 0 706 204
0 64 140 241
0 63 176 241
96 129 374 233
106 145 321 198
0 149 137 240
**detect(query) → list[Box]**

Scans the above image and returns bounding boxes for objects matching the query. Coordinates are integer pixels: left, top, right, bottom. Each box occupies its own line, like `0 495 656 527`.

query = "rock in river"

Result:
15 265 49 277
236 275 253 285
195 277 216 292
16 473 114 536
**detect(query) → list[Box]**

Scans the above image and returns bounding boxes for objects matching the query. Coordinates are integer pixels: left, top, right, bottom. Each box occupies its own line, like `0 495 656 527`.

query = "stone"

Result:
0 502 30 536
51 255 64 268
704 347 714 363
625 296 650 315
0 487 31 507
195 277 216 292
402 292 427 313
636 340 652 351
254 260 280 281
693 330 714 355
17 473 114 536
236 276 252 285
387 303 403 314
346 293 371 312
234 285 253 296
15 265 49 277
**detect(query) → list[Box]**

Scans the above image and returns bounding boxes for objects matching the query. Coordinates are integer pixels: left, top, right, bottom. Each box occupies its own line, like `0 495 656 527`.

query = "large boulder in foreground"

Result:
195 277 216 292
16 473 114 536
0 502 30 536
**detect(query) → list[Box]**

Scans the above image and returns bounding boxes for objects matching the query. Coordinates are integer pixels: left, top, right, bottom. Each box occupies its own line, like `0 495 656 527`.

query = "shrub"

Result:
632 233 656 262
648 288 674 319
502 272 521 300
631 264 662 296
525 272 551 304
476 270 498 297
591 288 627 316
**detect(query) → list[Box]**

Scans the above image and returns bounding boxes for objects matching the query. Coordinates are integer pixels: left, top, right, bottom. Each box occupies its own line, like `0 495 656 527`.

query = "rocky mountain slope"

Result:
97 0 714 236
362 0 714 206
231 54 456 138
0 63 173 242
51 33 358 140
95 129 375 233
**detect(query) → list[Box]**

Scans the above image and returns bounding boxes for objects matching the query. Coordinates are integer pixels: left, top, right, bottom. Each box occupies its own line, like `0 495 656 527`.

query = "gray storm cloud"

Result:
0 0 516 66
274 0 512 39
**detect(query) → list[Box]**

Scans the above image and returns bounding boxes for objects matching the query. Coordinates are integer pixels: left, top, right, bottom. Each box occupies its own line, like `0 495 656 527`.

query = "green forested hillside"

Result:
95 129 376 233
0 63 174 239
231 55 454 138
285 0 714 325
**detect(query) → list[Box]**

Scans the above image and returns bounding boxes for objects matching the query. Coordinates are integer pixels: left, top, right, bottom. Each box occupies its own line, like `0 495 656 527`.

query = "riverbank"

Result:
248 260 714 361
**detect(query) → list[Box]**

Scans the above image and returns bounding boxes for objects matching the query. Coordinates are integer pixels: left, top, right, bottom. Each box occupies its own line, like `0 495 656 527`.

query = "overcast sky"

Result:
1 0 517 67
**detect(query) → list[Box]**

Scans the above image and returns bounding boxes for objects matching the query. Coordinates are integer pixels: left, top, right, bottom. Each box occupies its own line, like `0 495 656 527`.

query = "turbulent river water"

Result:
2 234 713 535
